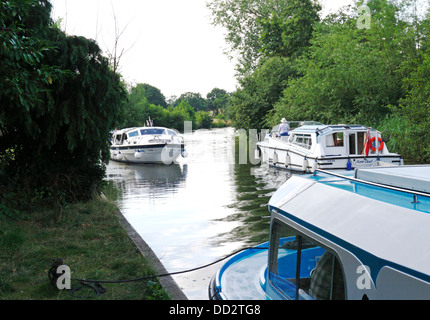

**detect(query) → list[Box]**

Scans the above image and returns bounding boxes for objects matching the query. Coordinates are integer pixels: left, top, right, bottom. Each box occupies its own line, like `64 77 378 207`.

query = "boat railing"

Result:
313 169 430 199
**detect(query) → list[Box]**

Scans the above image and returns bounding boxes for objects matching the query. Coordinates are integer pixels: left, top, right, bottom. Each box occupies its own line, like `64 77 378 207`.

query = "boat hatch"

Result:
354 165 430 194
269 220 345 300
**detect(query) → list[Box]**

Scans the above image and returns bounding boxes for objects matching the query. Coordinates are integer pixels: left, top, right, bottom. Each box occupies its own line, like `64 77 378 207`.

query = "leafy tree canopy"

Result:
0 0 127 211
128 83 167 108
173 92 208 112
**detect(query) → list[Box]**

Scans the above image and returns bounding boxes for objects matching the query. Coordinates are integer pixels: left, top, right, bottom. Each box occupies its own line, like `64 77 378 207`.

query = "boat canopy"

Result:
290 124 371 135
269 166 430 284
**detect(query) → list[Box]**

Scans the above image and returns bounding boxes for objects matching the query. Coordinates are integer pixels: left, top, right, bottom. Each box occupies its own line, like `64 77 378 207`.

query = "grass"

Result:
0 183 170 300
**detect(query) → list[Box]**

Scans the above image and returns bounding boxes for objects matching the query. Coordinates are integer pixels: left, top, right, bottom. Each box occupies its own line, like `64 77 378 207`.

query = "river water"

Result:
105 127 291 299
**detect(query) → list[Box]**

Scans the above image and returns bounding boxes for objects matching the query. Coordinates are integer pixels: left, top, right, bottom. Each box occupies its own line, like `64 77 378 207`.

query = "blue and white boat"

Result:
209 165 430 300
110 125 187 164
256 123 403 172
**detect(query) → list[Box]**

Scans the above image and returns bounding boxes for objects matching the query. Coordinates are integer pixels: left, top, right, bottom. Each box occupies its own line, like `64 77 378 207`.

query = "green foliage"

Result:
206 88 231 115
397 25 430 161
207 0 320 76
173 92 208 111
0 0 127 211
128 83 167 108
376 111 417 161
258 0 321 58
273 17 406 125
227 56 298 130
195 111 213 129
120 84 232 131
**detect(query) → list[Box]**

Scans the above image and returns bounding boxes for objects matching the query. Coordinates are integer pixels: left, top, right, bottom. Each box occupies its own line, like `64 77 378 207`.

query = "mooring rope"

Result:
49 246 269 297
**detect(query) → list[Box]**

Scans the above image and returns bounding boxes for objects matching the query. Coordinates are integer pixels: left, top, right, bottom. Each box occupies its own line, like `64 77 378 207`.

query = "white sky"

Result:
50 0 354 99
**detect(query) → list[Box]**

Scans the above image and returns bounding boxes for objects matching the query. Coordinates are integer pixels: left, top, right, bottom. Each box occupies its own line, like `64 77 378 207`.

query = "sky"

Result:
50 0 354 99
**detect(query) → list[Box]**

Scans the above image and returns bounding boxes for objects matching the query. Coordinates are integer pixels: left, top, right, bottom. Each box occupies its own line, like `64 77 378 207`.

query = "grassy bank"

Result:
0 183 170 300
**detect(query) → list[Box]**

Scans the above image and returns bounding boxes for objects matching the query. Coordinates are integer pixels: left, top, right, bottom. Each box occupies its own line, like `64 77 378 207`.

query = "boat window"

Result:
167 129 177 136
140 128 165 135
269 220 345 300
291 134 312 149
128 130 139 138
327 133 344 147
113 134 123 145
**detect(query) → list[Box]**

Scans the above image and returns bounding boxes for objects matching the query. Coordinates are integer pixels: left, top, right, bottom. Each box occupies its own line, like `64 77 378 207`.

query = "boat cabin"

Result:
111 127 179 146
267 166 430 299
285 124 383 156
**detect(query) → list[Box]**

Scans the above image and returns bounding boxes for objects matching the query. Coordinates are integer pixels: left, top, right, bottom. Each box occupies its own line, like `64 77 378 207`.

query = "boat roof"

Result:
291 124 371 134
112 126 177 134
269 165 430 283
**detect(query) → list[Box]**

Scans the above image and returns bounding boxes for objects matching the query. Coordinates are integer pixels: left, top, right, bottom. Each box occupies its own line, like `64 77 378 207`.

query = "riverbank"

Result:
0 183 176 300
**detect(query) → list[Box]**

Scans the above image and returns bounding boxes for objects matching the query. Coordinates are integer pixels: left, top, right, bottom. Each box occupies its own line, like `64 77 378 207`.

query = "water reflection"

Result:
107 163 187 199
216 162 292 246
105 127 291 299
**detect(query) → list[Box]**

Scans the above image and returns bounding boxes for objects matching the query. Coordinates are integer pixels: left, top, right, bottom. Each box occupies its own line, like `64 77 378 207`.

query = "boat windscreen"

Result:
140 128 165 135
166 129 177 136
128 130 139 138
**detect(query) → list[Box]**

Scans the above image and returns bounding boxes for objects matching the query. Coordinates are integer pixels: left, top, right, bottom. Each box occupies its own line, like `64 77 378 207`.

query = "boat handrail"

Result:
313 169 430 198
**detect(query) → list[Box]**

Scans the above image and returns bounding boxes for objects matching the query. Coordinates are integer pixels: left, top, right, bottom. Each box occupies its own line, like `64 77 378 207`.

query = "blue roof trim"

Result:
270 205 430 286
310 171 430 214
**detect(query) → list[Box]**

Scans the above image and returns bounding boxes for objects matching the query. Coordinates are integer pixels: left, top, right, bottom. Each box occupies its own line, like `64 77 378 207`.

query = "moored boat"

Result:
256 122 403 172
110 125 187 164
209 165 430 300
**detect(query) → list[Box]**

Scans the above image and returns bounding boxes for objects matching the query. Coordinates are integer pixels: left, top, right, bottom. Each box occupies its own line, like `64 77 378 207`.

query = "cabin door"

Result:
348 132 365 155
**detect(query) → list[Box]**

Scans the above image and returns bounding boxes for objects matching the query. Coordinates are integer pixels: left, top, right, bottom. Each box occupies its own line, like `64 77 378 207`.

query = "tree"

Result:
272 0 414 126
208 0 320 130
173 92 208 111
207 0 320 76
227 56 298 130
0 0 127 209
398 22 430 161
129 83 167 108
258 0 321 58
206 88 231 115
195 111 213 129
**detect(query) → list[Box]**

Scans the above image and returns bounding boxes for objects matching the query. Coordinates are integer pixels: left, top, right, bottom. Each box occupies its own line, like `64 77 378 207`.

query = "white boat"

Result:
256 122 403 172
110 126 188 164
209 165 430 300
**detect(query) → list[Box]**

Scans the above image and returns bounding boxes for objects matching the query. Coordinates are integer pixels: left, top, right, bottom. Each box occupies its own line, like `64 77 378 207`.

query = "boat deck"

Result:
217 249 268 300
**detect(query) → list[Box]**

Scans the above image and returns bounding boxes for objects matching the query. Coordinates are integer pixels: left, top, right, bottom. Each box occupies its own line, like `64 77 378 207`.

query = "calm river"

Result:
105 127 291 299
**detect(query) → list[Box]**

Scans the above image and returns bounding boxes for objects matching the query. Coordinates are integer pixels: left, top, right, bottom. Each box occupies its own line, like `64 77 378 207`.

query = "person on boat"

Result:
279 118 290 137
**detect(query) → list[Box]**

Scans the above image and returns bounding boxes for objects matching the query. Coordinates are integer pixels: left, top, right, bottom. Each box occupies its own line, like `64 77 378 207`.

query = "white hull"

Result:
110 143 184 164
258 138 403 172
